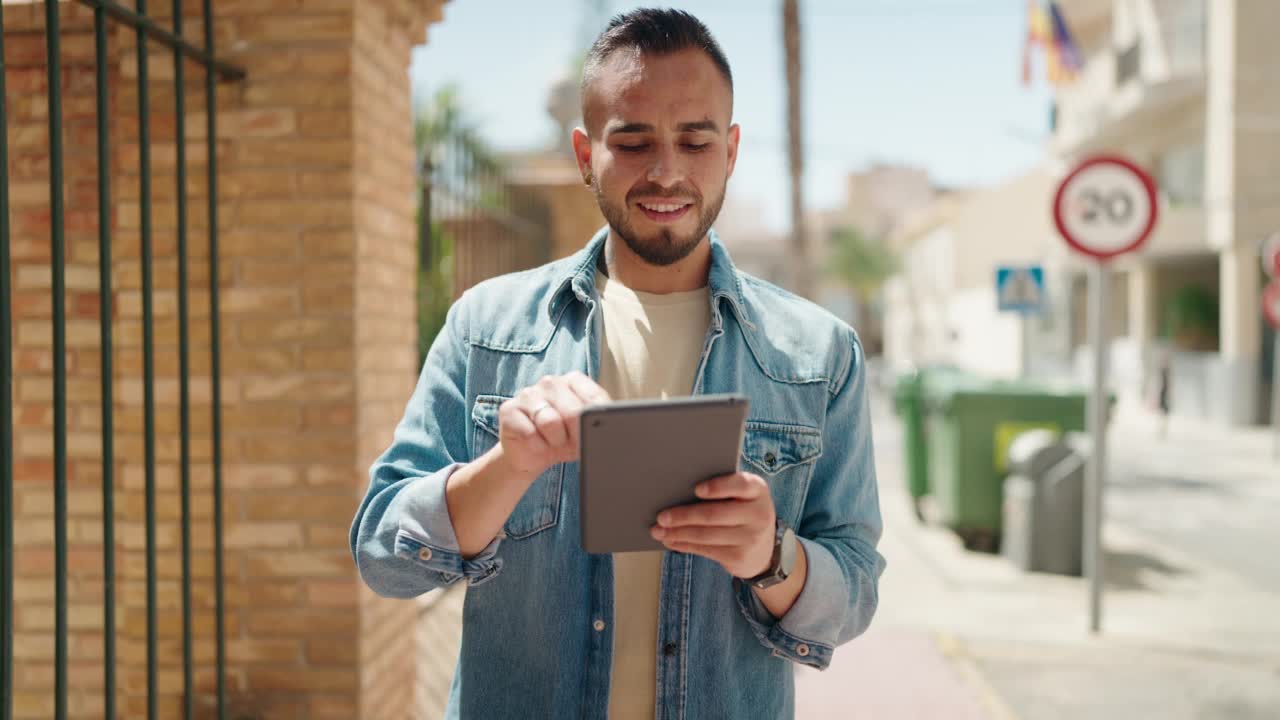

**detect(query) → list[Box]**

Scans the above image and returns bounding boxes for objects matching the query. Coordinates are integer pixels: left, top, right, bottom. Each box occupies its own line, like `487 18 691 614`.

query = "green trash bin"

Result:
921 375 1088 552
892 371 929 521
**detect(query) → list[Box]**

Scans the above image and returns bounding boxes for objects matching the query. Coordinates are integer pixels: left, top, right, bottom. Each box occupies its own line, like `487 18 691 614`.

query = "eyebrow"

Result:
607 120 721 135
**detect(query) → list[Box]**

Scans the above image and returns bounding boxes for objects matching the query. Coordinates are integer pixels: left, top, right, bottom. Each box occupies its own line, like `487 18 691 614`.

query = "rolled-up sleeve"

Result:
350 296 505 597
734 331 886 669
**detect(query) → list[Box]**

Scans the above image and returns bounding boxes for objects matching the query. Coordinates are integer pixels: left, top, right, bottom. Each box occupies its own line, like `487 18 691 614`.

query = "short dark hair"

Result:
581 8 733 101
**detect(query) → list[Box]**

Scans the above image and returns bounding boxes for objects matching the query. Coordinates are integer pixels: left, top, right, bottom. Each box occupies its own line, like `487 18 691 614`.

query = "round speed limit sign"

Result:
1054 155 1159 261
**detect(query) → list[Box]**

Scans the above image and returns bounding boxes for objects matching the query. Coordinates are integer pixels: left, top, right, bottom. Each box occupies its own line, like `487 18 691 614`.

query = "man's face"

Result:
574 48 740 267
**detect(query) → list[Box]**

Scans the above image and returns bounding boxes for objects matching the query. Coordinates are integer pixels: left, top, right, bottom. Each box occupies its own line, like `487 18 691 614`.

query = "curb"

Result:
936 631 1021 720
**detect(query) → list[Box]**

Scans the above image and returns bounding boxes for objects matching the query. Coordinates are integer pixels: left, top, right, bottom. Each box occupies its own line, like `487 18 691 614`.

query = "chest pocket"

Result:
471 395 564 540
740 421 822 529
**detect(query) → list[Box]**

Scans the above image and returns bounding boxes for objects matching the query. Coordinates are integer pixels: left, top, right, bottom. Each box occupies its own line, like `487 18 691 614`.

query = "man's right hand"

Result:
446 372 610 559
497 372 612 479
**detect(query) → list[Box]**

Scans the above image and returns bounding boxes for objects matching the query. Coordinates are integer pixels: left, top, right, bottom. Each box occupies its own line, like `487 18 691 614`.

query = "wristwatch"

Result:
745 520 797 590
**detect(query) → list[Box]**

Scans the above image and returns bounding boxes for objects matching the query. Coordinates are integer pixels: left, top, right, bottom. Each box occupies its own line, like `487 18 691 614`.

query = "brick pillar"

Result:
349 0 452 716
206 1 446 717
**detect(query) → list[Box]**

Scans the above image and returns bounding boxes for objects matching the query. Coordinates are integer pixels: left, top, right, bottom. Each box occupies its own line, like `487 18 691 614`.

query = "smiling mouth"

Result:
636 200 693 223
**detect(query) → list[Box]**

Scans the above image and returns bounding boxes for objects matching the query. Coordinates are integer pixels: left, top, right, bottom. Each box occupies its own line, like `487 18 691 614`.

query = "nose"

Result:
645 145 686 189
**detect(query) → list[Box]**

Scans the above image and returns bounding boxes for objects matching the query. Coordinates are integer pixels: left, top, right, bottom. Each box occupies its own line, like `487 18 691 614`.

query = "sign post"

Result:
1053 155 1158 634
1264 279 1280 460
996 265 1046 378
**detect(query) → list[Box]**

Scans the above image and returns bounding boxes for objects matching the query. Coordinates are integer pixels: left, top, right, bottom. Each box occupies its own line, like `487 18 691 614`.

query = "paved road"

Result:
1107 411 1280 594
802 392 1280 719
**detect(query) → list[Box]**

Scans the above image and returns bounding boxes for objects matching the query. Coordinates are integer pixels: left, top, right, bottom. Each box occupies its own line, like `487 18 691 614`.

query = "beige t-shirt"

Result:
596 270 711 720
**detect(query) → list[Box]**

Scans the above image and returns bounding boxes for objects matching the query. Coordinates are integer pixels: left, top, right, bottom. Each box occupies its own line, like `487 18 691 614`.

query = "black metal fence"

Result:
416 132 553 361
1 2 243 719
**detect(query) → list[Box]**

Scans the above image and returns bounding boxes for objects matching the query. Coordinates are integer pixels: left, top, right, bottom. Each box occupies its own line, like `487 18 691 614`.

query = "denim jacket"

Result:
350 228 885 720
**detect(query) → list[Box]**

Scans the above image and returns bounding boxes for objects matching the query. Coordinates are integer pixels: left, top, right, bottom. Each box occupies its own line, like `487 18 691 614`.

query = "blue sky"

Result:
410 0 1054 233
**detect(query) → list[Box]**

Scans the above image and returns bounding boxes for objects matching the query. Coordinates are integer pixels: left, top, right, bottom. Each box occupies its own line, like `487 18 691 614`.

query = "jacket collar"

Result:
549 225 755 331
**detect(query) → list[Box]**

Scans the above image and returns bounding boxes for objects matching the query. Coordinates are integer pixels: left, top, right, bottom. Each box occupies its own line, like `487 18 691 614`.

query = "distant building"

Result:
883 0 1279 428
809 164 945 355
1051 0 1277 426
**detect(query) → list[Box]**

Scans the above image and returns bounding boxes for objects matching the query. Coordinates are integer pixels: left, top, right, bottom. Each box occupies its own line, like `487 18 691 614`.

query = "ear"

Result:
725 123 741 180
571 127 593 183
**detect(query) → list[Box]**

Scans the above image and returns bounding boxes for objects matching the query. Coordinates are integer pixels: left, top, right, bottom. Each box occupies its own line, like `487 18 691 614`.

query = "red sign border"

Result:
1053 154 1159 262
1265 279 1280 330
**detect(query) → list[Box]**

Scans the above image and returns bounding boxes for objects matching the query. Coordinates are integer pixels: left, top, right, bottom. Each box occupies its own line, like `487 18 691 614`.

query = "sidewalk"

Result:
795 395 1280 719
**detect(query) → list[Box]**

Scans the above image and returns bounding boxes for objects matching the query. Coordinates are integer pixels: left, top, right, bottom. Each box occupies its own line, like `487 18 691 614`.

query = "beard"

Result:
592 179 726 267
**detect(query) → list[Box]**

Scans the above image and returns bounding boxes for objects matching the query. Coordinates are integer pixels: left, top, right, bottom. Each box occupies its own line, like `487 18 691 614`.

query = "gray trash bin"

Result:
1001 429 1085 576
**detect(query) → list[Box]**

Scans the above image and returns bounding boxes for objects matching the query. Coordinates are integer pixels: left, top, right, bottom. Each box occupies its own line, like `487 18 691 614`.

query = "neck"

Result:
602 231 712 294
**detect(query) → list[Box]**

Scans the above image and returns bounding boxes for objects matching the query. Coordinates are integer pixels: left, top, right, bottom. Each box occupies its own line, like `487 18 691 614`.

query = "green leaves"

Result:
825 225 899 301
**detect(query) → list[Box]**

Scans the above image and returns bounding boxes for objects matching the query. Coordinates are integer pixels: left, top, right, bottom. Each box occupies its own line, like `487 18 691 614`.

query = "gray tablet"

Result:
578 394 749 554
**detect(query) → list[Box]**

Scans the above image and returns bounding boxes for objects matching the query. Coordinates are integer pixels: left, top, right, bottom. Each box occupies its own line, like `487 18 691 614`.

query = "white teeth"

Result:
641 202 686 213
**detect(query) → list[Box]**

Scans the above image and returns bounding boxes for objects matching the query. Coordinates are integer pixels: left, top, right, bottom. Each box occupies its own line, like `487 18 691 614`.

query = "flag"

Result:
1049 1 1084 74
1023 1 1083 87
1021 0 1050 86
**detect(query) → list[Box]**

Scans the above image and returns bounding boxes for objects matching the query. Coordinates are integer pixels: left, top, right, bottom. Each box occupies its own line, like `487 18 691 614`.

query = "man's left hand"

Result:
650 472 775 579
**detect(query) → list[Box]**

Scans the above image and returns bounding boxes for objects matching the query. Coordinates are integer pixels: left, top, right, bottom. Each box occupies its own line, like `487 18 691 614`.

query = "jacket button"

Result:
593 619 606 632
764 452 776 468
662 642 678 657
796 643 810 657
417 547 433 562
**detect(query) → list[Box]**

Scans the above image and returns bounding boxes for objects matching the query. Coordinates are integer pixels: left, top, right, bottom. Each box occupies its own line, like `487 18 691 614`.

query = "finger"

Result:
541 382 587 449
656 500 750 528
499 400 552 458
515 388 569 449
565 371 612 406
661 542 744 570
531 402 569 449
696 472 767 501
513 388 550 417
651 523 753 547
501 405 540 440
536 377 587 449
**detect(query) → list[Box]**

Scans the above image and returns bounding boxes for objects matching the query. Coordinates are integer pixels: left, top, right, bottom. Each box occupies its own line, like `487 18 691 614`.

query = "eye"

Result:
616 144 649 153
683 143 710 152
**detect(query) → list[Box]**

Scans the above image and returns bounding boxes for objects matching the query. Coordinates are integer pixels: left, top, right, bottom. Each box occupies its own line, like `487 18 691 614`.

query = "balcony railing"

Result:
1053 0 1206 151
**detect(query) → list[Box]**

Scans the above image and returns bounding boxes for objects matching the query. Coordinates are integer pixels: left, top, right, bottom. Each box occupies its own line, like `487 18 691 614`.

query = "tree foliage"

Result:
825 225 900 302
413 86 501 364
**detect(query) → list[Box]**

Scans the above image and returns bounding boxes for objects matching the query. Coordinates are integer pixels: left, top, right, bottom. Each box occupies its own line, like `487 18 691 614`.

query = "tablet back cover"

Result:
579 395 748 554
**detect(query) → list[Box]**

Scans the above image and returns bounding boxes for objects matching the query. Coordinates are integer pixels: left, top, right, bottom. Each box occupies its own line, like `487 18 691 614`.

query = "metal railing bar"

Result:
428 186 547 239
0 4 14 719
43 2 69 718
134 1 159 718
202 1 227 717
73 0 245 79
92 3 118 717
171 2 194 718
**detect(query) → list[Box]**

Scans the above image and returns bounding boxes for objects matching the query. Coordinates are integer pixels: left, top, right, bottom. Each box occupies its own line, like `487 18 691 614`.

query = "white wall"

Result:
883 166 1064 378
948 286 1025 379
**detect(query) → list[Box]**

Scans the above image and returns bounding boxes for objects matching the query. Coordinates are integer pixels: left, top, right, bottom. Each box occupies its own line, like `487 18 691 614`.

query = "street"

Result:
795 391 1280 719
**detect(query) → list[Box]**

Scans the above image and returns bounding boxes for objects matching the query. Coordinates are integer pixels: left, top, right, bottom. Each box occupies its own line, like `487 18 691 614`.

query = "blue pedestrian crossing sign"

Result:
996 265 1045 314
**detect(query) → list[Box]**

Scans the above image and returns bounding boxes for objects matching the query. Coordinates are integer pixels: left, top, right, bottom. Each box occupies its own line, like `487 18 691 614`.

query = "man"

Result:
351 9 884 719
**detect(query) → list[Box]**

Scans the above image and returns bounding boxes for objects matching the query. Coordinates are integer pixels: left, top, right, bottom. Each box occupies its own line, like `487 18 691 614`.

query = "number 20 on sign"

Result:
1054 155 1159 260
